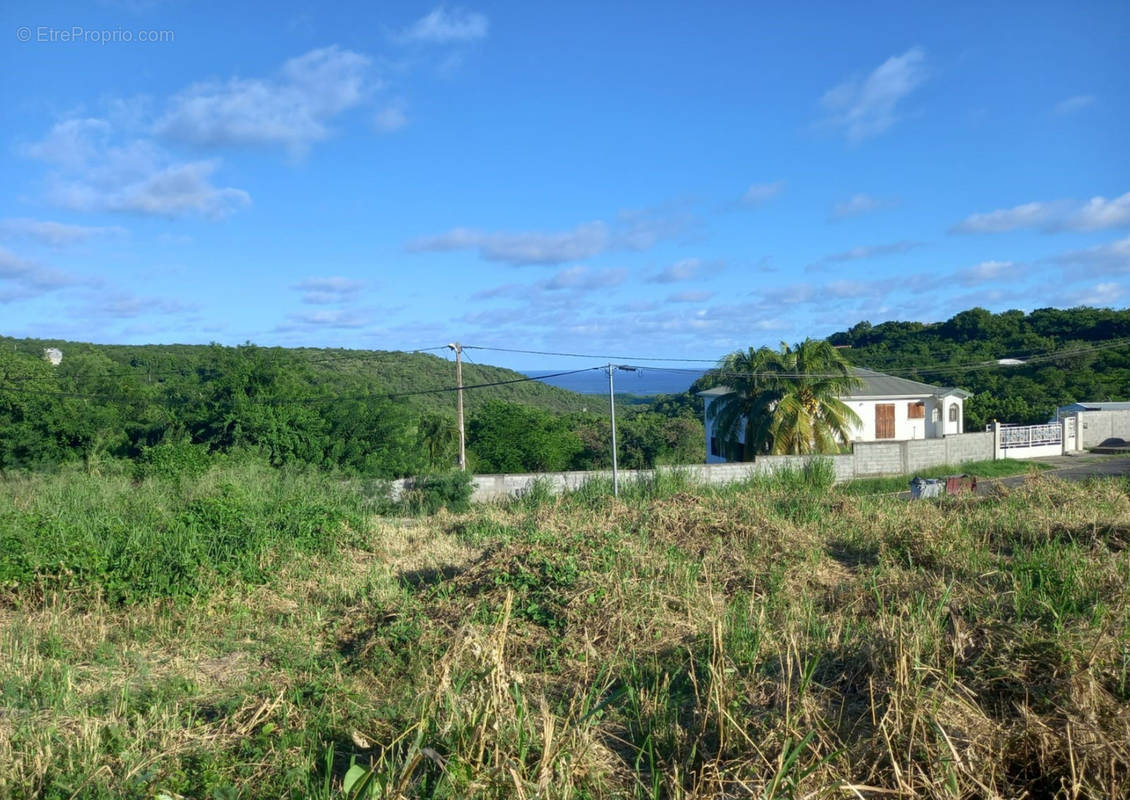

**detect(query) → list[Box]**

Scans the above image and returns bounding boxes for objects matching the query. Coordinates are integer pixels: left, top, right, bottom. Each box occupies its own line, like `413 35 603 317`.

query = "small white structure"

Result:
699 368 969 463
43 347 63 366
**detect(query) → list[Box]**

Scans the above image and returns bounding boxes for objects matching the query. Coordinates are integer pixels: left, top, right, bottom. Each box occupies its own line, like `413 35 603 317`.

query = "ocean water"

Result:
524 367 707 396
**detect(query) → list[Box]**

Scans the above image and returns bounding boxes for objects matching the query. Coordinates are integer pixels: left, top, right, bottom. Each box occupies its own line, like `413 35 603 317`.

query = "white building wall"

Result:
704 391 966 463
846 395 961 442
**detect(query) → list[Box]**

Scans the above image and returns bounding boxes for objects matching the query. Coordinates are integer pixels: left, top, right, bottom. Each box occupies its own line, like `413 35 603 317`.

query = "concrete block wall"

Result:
906 439 947 473
1079 410 1130 448
389 430 1005 503
943 431 993 464
852 442 905 476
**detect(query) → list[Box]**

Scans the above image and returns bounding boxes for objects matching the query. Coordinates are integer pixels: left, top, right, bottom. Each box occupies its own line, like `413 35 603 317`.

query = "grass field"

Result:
2 462 1129 798
835 458 1052 496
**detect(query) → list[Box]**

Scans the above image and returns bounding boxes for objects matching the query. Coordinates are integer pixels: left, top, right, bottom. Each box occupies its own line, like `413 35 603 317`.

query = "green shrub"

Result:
134 441 213 482
400 471 473 515
0 460 363 603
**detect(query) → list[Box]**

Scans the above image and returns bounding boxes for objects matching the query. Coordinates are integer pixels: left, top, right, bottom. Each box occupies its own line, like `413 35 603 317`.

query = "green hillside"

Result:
0 337 596 477
826 306 1130 428
0 337 591 416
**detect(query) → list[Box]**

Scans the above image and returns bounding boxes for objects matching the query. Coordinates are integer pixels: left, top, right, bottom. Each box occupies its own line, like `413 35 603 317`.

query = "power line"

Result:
462 344 719 363
2 365 607 405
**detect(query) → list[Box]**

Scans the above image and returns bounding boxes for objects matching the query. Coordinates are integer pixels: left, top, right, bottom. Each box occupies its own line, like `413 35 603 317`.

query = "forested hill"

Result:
827 307 1130 428
0 337 592 416
0 337 605 477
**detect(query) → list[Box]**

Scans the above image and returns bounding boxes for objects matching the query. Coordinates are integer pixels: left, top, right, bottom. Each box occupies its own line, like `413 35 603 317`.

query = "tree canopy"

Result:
706 339 861 458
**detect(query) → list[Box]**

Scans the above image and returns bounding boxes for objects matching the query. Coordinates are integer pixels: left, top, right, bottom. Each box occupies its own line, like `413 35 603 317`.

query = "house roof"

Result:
846 368 970 399
697 367 970 400
1057 401 1130 412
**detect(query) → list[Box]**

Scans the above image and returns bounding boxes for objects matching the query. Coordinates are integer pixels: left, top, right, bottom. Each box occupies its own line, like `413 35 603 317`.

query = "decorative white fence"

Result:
1000 423 1062 449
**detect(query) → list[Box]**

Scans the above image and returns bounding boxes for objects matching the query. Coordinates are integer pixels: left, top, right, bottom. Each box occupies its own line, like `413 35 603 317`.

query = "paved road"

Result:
898 454 1130 498
990 453 1130 490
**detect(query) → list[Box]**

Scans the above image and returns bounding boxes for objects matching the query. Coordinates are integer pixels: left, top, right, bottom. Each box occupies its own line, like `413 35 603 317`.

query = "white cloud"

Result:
614 207 695 250
830 193 885 220
0 218 126 247
400 7 489 44
667 290 714 303
953 260 1024 287
374 104 408 132
408 222 609 265
1065 282 1124 306
820 47 927 142
950 201 1054 234
409 207 690 266
155 46 374 155
293 276 365 304
53 158 250 219
279 309 374 330
1052 236 1130 276
0 246 84 303
544 266 627 291
26 120 250 219
1055 95 1095 114
648 258 704 283
742 181 784 206
85 292 194 319
1068 193 1130 231
952 193 1130 233
825 280 872 298
809 240 922 269
22 118 112 169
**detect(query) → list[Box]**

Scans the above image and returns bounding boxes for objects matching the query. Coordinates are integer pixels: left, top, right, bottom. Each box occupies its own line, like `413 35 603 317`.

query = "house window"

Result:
948 404 959 423
710 436 720 457
908 401 925 419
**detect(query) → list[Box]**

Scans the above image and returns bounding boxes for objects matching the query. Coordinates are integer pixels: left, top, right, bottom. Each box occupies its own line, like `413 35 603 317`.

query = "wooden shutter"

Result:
876 404 895 439
908 401 924 419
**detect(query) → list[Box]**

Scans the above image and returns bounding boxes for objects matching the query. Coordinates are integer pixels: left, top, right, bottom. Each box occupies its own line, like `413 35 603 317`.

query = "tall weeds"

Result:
1 469 1128 798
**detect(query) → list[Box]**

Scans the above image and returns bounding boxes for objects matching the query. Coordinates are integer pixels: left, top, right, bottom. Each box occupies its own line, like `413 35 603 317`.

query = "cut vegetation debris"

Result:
1 464 1129 798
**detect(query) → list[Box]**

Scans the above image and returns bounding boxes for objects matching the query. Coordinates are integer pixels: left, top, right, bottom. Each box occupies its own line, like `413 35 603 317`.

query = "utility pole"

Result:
448 342 466 471
608 363 618 496
607 363 637 497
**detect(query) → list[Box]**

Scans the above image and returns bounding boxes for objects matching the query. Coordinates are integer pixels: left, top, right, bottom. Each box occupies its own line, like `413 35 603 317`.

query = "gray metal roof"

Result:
1057 401 1130 412
846 368 970 399
696 367 969 400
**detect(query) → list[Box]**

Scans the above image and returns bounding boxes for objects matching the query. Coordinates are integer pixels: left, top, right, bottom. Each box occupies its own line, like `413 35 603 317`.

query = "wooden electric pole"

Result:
448 342 466 470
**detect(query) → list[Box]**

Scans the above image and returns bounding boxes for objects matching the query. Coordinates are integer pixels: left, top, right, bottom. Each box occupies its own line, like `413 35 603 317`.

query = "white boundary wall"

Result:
391 431 998 503
391 414 1130 504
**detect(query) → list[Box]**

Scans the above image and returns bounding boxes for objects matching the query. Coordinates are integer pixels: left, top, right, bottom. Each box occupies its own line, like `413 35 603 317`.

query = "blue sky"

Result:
1 0 1128 370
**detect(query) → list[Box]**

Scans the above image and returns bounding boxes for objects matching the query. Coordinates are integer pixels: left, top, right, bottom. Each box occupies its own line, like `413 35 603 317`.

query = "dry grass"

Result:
2 470 1130 798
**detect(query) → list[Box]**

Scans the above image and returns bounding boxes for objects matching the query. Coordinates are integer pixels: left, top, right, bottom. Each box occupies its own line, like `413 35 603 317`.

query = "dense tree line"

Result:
825 307 1130 429
0 341 704 477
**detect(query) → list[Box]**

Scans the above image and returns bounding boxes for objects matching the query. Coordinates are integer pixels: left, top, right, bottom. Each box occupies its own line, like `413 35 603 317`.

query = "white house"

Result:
699 367 970 463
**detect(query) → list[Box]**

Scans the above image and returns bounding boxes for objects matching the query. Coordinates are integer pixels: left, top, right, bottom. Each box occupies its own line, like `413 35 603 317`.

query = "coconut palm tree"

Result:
707 339 862 458
705 346 785 460
768 339 862 454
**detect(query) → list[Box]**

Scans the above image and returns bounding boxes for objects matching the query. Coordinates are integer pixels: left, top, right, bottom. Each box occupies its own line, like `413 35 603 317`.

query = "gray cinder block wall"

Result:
390 431 997 503
1078 410 1130 448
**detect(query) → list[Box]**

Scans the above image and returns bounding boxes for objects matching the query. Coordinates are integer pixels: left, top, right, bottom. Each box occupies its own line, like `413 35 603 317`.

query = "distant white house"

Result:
1054 401 1130 421
699 367 970 463
43 347 63 366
